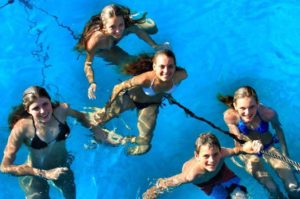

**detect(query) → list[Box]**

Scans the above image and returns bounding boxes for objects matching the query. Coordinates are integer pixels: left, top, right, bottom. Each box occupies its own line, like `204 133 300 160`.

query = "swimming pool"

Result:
1 0 300 198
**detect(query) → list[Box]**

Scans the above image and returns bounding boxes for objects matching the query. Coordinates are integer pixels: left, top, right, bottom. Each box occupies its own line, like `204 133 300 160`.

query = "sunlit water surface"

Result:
0 0 300 198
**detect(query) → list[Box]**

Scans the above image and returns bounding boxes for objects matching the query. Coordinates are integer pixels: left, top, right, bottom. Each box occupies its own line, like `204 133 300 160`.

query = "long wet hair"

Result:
195 133 221 154
122 49 183 76
218 86 258 108
8 86 59 130
75 4 147 52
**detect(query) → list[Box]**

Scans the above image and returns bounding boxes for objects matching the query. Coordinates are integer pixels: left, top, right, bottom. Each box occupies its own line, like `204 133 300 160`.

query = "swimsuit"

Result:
194 163 237 195
194 164 246 198
142 78 176 96
237 112 269 135
30 114 70 149
237 112 278 151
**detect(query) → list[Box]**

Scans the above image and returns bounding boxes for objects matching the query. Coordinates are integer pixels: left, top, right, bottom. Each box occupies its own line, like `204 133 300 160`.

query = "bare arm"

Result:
64 103 90 128
110 71 152 101
173 68 188 84
85 32 106 99
127 25 158 49
1 121 69 180
224 109 250 142
270 111 289 156
221 140 263 157
143 173 190 199
1 122 30 176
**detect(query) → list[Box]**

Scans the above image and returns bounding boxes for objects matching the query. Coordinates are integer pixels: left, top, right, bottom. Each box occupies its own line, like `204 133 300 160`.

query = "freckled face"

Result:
195 144 221 172
234 97 258 123
27 97 53 123
153 54 176 82
103 16 125 39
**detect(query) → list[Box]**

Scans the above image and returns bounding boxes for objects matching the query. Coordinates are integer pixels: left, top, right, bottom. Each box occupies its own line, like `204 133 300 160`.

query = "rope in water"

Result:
163 94 300 171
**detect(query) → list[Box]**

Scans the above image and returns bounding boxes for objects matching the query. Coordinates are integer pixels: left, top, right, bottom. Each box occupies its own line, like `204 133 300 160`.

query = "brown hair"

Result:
195 133 221 154
75 4 146 52
8 86 58 130
218 86 258 108
122 49 181 75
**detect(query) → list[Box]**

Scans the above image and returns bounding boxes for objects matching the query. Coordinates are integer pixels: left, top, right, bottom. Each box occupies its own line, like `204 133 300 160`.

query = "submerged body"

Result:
143 133 262 199
220 86 300 199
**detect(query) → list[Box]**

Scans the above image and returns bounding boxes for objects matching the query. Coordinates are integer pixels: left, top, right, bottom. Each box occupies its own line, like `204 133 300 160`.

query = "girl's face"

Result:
27 97 53 124
153 54 176 82
234 96 258 123
103 16 125 39
195 144 221 172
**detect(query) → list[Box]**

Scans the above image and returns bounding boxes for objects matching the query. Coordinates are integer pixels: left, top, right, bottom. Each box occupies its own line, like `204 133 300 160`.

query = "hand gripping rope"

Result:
163 94 300 172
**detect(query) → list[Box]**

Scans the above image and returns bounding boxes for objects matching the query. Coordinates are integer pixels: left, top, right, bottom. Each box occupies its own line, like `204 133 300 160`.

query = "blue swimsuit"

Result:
237 113 278 150
237 113 269 135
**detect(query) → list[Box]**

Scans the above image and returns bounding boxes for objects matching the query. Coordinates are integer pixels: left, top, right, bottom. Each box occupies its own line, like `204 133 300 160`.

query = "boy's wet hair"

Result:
195 132 221 154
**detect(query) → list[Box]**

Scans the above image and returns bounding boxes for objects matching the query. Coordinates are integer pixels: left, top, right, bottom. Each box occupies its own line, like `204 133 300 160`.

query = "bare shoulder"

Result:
10 118 32 139
258 104 275 121
173 68 188 83
53 103 69 119
133 71 154 86
182 158 204 182
86 31 106 51
59 102 69 110
223 108 239 124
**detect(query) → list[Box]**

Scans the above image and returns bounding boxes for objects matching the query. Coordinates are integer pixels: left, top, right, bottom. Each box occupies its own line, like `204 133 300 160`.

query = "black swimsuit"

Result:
30 114 70 149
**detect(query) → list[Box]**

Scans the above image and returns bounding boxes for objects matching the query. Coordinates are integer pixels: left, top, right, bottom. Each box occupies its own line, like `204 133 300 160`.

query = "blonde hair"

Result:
218 86 258 108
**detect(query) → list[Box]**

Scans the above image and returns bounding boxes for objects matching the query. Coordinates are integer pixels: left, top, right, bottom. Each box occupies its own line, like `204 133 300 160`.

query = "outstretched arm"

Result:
221 140 263 157
127 25 159 49
110 71 152 101
270 111 289 156
143 173 189 199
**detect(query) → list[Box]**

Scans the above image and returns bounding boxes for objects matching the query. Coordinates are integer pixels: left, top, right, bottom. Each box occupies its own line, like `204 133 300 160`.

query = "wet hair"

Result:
218 86 258 108
8 86 58 130
195 133 221 154
122 49 182 75
75 4 146 52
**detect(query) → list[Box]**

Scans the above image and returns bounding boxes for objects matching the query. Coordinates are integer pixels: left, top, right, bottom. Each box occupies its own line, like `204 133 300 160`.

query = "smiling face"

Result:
234 96 258 123
153 54 176 82
27 97 53 124
103 16 125 39
195 144 222 172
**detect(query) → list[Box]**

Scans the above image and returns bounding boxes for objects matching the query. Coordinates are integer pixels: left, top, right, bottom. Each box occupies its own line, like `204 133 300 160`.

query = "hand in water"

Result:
242 140 263 154
83 106 105 126
155 42 172 51
88 83 97 99
143 186 159 199
93 127 124 146
44 167 69 180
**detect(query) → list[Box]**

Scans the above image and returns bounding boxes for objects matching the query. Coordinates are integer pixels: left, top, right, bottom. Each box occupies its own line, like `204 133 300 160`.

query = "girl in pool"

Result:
87 49 187 155
75 4 160 99
0 86 118 199
143 133 263 199
219 85 300 199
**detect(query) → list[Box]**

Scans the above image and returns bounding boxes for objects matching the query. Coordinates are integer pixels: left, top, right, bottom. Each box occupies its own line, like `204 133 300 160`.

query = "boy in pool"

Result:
143 133 262 199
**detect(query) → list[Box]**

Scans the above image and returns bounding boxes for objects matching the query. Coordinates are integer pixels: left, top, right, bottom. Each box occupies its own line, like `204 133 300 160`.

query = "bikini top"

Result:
237 112 269 135
30 114 70 150
142 78 176 96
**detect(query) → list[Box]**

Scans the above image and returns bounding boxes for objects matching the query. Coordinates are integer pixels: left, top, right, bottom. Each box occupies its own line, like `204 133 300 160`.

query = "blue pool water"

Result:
1 0 300 198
